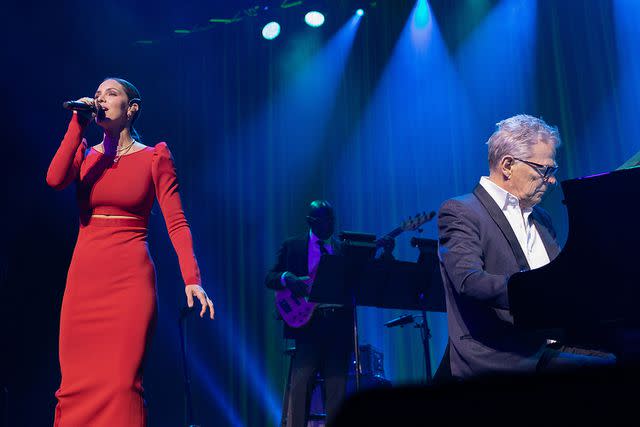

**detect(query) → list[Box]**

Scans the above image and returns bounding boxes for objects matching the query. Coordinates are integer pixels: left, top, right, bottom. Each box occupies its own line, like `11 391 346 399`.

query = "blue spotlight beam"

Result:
212 13 363 212
611 0 640 160
573 0 640 176
219 317 282 425
330 0 474 383
182 302 282 426
148 308 244 427
190 350 246 427
455 0 538 138
198 14 363 425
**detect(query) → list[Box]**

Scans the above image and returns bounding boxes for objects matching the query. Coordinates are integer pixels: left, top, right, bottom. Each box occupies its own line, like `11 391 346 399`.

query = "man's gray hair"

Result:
487 114 561 170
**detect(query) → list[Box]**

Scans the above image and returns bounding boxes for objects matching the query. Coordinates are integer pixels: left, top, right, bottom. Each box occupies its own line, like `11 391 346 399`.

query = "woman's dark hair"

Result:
102 77 143 141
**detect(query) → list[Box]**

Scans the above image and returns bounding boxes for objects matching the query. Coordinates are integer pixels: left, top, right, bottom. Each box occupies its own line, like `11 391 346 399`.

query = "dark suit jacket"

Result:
438 184 561 379
265 233 344 339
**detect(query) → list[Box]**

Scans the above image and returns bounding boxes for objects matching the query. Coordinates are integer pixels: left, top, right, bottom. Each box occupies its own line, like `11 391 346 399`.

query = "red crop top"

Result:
46 113 201 286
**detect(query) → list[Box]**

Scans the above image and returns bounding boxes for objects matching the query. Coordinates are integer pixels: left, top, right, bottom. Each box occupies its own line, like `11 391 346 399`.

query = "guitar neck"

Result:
376 226 404 247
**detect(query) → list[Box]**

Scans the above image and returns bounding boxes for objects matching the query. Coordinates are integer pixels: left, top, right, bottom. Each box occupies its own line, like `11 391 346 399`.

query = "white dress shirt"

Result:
479 177 550 269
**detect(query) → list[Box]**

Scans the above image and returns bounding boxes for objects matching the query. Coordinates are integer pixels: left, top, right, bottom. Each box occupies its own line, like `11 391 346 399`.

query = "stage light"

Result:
305 11 325 27
414 0 430 28
262 21 281 40
356 9 364 17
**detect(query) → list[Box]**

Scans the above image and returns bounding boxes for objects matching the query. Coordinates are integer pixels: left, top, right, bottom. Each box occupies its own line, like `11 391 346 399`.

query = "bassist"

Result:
265 200 355 427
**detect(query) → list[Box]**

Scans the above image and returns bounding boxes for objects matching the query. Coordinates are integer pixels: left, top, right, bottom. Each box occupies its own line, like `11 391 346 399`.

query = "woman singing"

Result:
46 77 214 426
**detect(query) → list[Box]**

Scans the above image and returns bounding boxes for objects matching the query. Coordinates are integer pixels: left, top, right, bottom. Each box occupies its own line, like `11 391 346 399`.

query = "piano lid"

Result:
508 166 640 330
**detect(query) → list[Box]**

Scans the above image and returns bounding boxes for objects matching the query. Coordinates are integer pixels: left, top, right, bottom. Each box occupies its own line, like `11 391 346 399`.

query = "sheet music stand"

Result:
410 237 446 381
312 232 377 392
310 244 445 387
311 256 445 310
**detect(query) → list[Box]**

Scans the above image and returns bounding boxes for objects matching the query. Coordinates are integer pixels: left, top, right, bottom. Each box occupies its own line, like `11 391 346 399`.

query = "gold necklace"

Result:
116 139 136 153
113 139 136 163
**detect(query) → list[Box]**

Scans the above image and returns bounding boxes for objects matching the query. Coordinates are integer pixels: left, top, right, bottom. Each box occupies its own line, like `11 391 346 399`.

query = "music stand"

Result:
411 237 445 382
310 231 376 392
311 237 445 387
311 250 444 310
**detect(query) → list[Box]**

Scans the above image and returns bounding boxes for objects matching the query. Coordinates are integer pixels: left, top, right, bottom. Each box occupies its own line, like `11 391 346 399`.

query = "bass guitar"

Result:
275 211 435 328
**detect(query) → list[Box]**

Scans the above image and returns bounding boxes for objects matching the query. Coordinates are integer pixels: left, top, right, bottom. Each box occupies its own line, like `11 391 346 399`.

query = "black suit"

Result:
438 185 561 378
266 234 353 427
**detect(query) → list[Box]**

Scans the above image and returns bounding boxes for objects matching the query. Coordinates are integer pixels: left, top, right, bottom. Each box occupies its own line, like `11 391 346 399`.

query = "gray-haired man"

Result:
438 114 613 379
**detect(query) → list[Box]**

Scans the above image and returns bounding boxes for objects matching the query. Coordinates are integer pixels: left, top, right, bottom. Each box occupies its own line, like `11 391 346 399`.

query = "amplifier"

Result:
358 344 385 378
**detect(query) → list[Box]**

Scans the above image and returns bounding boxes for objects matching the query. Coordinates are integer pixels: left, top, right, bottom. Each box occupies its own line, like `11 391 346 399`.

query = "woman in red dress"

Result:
46 77 214 426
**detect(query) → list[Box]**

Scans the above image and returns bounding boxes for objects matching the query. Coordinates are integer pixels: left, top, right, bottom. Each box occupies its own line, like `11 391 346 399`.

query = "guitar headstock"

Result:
400 211 435 232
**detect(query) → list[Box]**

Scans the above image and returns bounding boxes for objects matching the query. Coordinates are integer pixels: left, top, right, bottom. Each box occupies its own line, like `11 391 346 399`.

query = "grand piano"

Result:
508 165 640 356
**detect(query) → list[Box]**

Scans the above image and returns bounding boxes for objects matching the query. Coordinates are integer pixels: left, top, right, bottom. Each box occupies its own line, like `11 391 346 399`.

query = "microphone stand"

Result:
385 305 432 383
409 237 437 383
178 306 200 427
352 293 361 392
418 295 432 383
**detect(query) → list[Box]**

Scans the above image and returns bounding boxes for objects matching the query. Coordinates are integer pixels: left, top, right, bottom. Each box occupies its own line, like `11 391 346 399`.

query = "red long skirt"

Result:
54 217 157 427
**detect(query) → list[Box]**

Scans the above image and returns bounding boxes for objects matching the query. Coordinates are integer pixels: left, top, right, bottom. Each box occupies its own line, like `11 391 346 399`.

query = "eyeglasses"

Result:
512 157 558 180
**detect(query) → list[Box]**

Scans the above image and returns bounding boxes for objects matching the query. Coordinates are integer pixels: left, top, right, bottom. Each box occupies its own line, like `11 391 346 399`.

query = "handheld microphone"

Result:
62 101 97 113
384 314 414 328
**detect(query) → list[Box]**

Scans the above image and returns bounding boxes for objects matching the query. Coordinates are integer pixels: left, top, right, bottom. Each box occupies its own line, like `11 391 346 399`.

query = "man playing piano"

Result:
438 114 614 379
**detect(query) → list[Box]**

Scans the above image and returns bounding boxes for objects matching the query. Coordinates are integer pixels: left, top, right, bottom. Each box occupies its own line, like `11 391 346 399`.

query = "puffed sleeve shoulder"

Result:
151 142 175 188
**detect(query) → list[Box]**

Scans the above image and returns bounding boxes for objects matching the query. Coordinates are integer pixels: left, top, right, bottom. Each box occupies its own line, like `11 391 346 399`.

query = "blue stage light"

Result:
356 9 364 17
262 22 281 40
305 11 325 27
414 0 429 28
